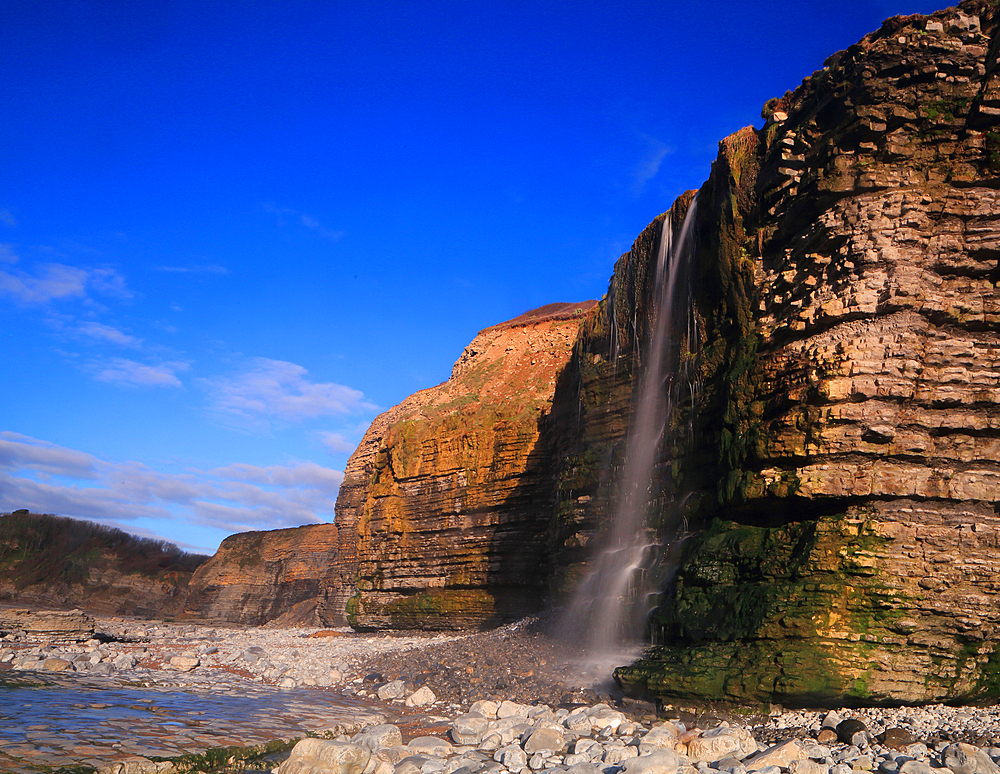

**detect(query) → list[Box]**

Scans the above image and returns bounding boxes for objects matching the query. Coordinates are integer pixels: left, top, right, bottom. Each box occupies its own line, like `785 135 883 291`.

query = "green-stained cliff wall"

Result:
617 0 1000 706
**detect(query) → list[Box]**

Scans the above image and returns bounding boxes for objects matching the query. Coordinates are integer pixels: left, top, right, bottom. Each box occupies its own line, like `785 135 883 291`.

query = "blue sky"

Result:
1 0 944 555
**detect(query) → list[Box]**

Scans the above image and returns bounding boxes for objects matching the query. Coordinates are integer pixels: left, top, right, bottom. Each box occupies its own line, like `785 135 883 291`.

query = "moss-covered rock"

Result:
347 589 503 631
617 502 1000 706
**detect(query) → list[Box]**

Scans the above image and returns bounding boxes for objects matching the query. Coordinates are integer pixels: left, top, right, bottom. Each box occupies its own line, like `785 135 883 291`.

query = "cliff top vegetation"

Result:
0 510 208 590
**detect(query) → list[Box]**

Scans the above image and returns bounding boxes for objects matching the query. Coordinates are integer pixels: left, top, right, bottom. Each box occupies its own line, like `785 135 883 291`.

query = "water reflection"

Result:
0 676 377 773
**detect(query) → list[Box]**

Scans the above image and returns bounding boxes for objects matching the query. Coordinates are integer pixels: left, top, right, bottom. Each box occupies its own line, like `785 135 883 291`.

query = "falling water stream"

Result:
563 196 700 678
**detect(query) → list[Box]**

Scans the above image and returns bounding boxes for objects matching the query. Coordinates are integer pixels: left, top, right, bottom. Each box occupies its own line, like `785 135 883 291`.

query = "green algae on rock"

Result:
615 0 1000 706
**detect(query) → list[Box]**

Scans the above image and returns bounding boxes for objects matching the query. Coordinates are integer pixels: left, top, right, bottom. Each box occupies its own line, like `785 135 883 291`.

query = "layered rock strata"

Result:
617 0 1000 705
335 303 595 630
183 524 345 626
0 608 95 641
190 0 1000 705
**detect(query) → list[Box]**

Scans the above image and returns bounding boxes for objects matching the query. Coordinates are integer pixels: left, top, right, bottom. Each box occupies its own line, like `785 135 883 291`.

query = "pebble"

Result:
405 686 438 707
4 614 1000 774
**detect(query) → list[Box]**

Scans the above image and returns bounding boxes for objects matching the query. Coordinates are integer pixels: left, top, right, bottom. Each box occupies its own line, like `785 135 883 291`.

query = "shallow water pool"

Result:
0 676 378 773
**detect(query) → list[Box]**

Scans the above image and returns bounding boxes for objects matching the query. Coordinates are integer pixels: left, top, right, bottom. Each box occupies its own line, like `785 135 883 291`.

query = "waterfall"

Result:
562 196 700 672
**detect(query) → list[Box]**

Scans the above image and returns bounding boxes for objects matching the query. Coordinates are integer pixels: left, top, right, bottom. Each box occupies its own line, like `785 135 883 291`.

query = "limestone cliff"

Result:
335 302 595 630
183 524 345 626
615 0 1000 705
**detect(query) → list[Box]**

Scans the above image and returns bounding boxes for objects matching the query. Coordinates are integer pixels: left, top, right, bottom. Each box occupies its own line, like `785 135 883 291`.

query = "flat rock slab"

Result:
0 608 95 640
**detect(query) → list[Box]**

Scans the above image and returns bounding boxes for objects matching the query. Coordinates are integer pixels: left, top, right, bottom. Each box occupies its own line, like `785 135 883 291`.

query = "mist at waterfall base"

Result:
558 198 701 684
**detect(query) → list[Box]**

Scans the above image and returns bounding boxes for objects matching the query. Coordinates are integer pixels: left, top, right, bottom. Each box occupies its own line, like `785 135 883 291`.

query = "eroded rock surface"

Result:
0 607 94 641
336 302 596 630
183 524 345 626
617 0 1000 705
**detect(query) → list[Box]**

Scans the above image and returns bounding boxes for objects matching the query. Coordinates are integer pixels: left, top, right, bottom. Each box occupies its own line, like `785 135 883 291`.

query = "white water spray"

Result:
562 197 700 674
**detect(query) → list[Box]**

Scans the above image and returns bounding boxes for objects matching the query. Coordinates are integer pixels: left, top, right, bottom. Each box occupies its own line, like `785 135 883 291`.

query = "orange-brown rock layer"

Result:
184 524 345 626
335 303 595 630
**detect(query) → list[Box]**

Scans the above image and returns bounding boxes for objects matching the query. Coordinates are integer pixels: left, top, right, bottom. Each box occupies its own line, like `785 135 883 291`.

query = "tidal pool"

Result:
0 675 380 773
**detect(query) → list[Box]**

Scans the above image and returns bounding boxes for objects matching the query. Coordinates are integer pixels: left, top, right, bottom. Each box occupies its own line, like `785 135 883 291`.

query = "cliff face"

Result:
183 524 345 626
180 0 1000 706
334 303 595 630
616 0 1000 705
0 510 205 618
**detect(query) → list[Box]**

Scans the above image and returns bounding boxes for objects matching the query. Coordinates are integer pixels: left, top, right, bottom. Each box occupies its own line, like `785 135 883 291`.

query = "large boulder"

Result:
277 740 370 774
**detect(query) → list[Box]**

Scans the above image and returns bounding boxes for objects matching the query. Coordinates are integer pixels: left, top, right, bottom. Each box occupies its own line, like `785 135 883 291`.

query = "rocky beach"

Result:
4 611 1000 774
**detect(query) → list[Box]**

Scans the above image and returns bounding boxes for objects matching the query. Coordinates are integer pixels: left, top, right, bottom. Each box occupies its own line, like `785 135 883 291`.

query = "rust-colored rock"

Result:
335 303 595 629
0 607 94 641
184 524 345 626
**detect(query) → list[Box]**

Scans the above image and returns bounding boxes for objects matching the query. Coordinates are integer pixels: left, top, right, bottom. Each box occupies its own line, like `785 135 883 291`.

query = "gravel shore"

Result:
3 615 1000 774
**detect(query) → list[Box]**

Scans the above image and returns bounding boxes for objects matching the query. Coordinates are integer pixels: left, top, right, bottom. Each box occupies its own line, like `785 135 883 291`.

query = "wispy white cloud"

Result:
319 430 356 455
201 357 377 432
0 263 89 304
262 202 344 241
0 433 343 546
4 260 140 364
0 263 130 305
0 432 98 479
88 267 132 298
209 461 343 492
631 132 672 197
155 264 229 275
298 214 344 241
75 321 143 348
98 523 209 556
88 357 190 388
0 210 16 228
